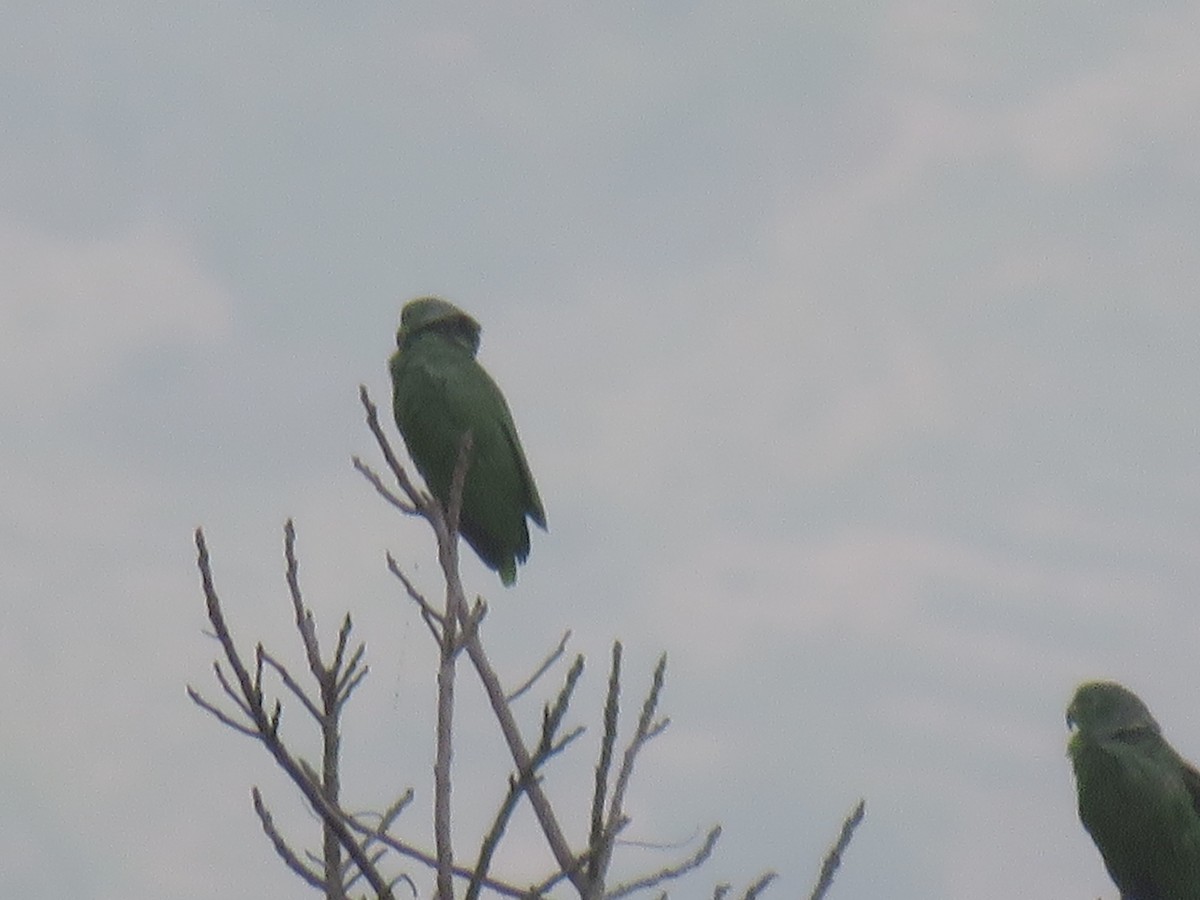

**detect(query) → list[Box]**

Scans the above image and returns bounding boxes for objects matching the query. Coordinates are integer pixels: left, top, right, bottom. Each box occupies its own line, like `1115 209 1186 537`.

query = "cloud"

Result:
0 219 232 413
1007 8 1200 180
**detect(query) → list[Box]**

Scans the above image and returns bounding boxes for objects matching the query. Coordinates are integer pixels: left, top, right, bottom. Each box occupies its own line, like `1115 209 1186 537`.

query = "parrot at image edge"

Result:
1067 681 1200 899
389 297 546 586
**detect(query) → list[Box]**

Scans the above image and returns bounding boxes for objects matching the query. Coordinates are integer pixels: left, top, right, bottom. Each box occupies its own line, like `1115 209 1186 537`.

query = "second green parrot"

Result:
389 297 546 586
1067 680 1200 899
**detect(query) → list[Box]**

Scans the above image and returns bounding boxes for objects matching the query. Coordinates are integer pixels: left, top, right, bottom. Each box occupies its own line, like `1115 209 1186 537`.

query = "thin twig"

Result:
357 384 426 511
591 652 670 893
260 649 323 721
284 519 325 676
508 629 573 703
809 799 865 900
187 685 258 736
459 624 586 891
742 871 779 900
339 814 533 898
281 519 351 899
589 642 622 885
188 528 395 900
468 774 528 900
353 456 418 515
469 654 587 900
336 644 370 702
386 553 444 640
540 655 586 756
606 825 723 899
252 787 325 890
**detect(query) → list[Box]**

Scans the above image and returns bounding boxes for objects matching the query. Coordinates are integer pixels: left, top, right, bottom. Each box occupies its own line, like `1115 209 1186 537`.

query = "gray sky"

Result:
3 3 1200 897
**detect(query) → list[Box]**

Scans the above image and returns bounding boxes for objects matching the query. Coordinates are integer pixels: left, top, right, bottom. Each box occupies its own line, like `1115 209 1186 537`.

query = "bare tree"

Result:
188 386 863 898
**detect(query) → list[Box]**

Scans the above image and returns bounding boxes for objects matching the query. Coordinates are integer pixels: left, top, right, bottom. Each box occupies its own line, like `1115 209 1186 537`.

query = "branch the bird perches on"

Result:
187 382 854 899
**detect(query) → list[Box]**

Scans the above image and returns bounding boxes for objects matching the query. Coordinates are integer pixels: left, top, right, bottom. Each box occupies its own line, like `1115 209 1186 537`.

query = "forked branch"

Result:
187 525 395 899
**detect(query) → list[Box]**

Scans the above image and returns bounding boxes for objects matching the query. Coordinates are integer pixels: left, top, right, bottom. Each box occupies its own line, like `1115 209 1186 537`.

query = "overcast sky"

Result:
4 3 1200 898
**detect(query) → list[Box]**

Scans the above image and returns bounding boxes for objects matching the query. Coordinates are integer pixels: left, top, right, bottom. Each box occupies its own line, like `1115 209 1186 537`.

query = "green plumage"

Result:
389 297 546 586
1067 681 1200 899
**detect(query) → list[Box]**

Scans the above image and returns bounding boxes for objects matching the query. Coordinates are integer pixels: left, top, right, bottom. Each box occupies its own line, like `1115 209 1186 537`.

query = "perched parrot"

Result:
389 297 546 586
1067 680 1200 899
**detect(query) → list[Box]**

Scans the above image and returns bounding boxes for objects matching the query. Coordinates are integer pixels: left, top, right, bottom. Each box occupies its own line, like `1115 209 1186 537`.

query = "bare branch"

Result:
336 641 370 703
339 814 534 898
508 629 573 703
260 649 322 722
252 787 325 891
353 456 418 515
283 519 328 681
550 725 587 755
606 825 722 899
356 385 425 511
741 871 779 900
369 396 593 891
615 654 670 794
333 613 353 671
386 553 444 641
591 652 671 893
428 428 477 900
338 660 370 705
211 661 256 720
432 630 456 900
191 528 396 900
460 625 586 891
197 382 768 900
529 861 586 896
195 529 263 722
342 848 395 895
468 774 528 900
541 655 586 756
589 642 622 879
363 788 416 836
809 799 865 900
186 685 258 737
468 655 586 900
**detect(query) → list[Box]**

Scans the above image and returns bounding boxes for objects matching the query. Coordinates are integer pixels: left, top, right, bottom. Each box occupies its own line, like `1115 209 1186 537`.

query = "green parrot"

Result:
389 297 546 586
1067 680 1200 899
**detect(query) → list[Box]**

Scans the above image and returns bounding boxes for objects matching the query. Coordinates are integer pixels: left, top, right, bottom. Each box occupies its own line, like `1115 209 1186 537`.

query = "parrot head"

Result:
397 297 481 355
1068 681 1161 741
